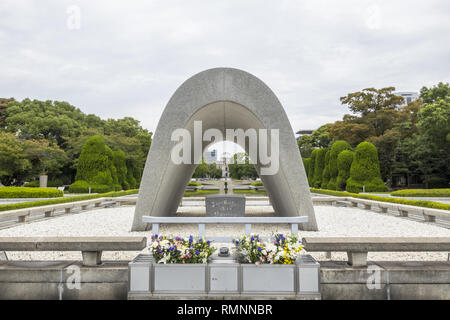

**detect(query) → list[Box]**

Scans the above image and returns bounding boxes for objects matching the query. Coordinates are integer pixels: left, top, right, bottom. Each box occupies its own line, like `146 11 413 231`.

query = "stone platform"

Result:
0 260 449 300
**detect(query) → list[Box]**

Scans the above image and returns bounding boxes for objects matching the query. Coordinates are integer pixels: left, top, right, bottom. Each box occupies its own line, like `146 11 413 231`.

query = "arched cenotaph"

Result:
132 68 318 231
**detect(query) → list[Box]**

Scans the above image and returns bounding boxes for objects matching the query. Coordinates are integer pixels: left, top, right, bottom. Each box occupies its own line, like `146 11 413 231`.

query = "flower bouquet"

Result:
233 233 304 264
150 235 216 264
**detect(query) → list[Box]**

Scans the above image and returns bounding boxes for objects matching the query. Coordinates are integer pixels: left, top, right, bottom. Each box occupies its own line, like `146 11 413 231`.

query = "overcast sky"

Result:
1 0 449 139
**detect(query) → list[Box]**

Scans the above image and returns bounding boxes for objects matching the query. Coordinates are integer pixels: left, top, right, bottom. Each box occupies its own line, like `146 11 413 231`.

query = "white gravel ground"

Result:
1 205 449 262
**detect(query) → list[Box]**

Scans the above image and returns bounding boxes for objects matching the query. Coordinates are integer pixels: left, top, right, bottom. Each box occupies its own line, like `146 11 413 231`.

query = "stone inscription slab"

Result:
205 195 246 217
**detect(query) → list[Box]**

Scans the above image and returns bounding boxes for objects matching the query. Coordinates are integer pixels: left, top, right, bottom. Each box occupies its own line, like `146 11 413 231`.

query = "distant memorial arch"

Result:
131 68 318 231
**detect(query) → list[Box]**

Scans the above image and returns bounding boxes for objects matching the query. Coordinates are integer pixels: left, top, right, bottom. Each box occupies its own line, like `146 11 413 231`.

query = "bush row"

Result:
0 189 139 212
184 190 220 197
310 188 450 210
390 189 450 197
0 187 63 199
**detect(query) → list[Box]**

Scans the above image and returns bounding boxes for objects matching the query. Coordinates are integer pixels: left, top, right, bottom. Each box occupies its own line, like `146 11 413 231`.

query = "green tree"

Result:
340 87 404 116
346 142 387 193
0 97 14 129
228 154 258 180
22 139 69 179
297 125 331 157
412 85 450 187
0 132 31 186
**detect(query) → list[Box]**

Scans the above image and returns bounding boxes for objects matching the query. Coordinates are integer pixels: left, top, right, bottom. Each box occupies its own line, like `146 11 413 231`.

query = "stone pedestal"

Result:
39 175 48 188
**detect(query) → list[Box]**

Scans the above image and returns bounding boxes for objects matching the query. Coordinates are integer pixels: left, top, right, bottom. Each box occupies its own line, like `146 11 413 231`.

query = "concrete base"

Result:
399 210 409 217
82 251 102 266
0 260 449 300
347 252 368 267
320 260 450 300
0 261 128 300
423 214 436 222
128 292 321 300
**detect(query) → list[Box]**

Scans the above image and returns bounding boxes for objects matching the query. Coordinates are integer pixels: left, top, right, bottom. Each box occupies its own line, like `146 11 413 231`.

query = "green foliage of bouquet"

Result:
233 233 304 265
150 235 216 264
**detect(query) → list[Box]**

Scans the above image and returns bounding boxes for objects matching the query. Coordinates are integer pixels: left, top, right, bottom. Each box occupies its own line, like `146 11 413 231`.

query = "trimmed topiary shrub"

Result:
75 135 117 187
308 150 317 186
321 150 331 188
346 142 388 193
336 150 354 191
328 140 352 190
0 187 63 198
312 148 327 188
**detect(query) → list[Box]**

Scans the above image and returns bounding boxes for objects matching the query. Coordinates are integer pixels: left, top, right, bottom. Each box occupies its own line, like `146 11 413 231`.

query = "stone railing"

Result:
142 216 308 242
0 237 147 266
302 237 450 266
344 197 449 222
0 198 112 223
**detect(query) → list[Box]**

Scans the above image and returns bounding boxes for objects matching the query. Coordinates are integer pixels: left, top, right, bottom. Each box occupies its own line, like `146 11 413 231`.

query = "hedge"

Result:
328 140 352 190
310 188 450 211
232 189 267 195
346 142 387 193
250 182 263 186
184 190 220 197
0 189 139 212
0 187 63 199
391 189 450 197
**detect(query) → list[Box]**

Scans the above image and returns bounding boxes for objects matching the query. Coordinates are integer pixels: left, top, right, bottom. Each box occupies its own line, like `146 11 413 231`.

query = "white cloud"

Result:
0 0 449 134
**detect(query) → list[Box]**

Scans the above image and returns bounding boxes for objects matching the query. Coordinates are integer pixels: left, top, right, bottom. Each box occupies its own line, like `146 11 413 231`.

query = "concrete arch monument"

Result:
132 68 318 231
